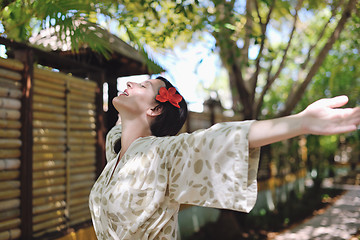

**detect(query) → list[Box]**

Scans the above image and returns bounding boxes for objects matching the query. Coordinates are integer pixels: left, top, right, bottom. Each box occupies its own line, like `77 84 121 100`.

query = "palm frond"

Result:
125 26 165 74
2 0 164 73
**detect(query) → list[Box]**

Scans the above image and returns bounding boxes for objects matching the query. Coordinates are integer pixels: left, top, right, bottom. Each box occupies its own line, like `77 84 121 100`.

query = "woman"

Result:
89 76 360 240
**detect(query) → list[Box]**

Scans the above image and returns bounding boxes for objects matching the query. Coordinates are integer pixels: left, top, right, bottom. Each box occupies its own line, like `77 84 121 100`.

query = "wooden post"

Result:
15 48 34 239
65 80 70 221
89 71 106 176
105 71 118 132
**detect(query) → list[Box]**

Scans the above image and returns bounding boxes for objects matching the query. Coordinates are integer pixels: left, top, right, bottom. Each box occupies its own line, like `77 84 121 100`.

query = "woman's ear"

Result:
147 104 163 117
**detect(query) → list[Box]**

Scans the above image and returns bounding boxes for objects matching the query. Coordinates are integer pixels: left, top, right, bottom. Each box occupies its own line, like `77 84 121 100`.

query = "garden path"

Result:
274 184 360 240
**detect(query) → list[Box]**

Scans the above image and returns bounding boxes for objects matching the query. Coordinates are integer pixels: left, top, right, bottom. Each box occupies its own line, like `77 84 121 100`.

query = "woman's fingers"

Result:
310 95 349 109
326 95 349 108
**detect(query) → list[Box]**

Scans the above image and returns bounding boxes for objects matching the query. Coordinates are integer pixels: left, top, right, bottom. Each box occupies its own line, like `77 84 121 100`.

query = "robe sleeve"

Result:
105 124 122 162
166 120 260 213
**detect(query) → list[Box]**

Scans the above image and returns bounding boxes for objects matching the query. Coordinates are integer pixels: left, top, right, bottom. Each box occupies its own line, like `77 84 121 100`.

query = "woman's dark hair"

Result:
150 76 188 137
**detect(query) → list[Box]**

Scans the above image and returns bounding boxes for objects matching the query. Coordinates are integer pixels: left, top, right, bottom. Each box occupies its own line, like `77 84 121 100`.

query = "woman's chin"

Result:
112 97 125 109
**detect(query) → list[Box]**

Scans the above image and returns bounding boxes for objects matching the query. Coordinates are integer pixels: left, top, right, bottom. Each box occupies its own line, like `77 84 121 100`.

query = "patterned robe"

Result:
89 121 260 239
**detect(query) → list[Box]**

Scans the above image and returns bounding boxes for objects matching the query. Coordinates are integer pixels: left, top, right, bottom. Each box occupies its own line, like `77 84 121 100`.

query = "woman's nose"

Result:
126 82 133 88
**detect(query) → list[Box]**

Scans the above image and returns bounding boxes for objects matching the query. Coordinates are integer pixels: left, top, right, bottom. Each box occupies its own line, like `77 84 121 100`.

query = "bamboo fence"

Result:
0 57 23 240
66 75 97 231
0 56 98 240
31 68 66 238
31 67 97 238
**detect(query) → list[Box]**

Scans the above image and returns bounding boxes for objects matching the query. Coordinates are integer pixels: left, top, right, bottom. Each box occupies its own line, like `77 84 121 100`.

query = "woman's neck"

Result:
119 117 152 158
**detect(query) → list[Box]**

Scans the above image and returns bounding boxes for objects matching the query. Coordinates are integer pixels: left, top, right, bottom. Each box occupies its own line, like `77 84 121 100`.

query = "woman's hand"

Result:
299 96 360 135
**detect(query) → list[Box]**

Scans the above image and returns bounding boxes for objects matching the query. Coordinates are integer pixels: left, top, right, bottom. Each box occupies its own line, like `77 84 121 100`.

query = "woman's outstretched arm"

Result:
248 96 360 148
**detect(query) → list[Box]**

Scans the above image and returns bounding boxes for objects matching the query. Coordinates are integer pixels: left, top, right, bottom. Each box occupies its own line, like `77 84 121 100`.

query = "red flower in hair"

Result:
156 87 183 108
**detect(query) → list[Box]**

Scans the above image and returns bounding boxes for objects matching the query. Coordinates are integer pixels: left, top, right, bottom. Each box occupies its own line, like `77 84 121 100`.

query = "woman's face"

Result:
112 78 166 116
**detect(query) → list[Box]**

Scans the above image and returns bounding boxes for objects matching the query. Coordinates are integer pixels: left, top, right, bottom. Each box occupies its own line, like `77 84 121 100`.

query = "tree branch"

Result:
279 0 357 117
231 63 252 119
254 0 303 117
255 60 273 117
250 0 275 101
241 0 254 65
270 0 303 82
301 0 343 70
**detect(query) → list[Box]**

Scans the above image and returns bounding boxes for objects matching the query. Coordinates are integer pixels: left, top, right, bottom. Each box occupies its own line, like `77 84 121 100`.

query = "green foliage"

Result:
297 13 360 177
0 0 165 71
0 0 112 56
111 0 205 50
1 0 358 116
